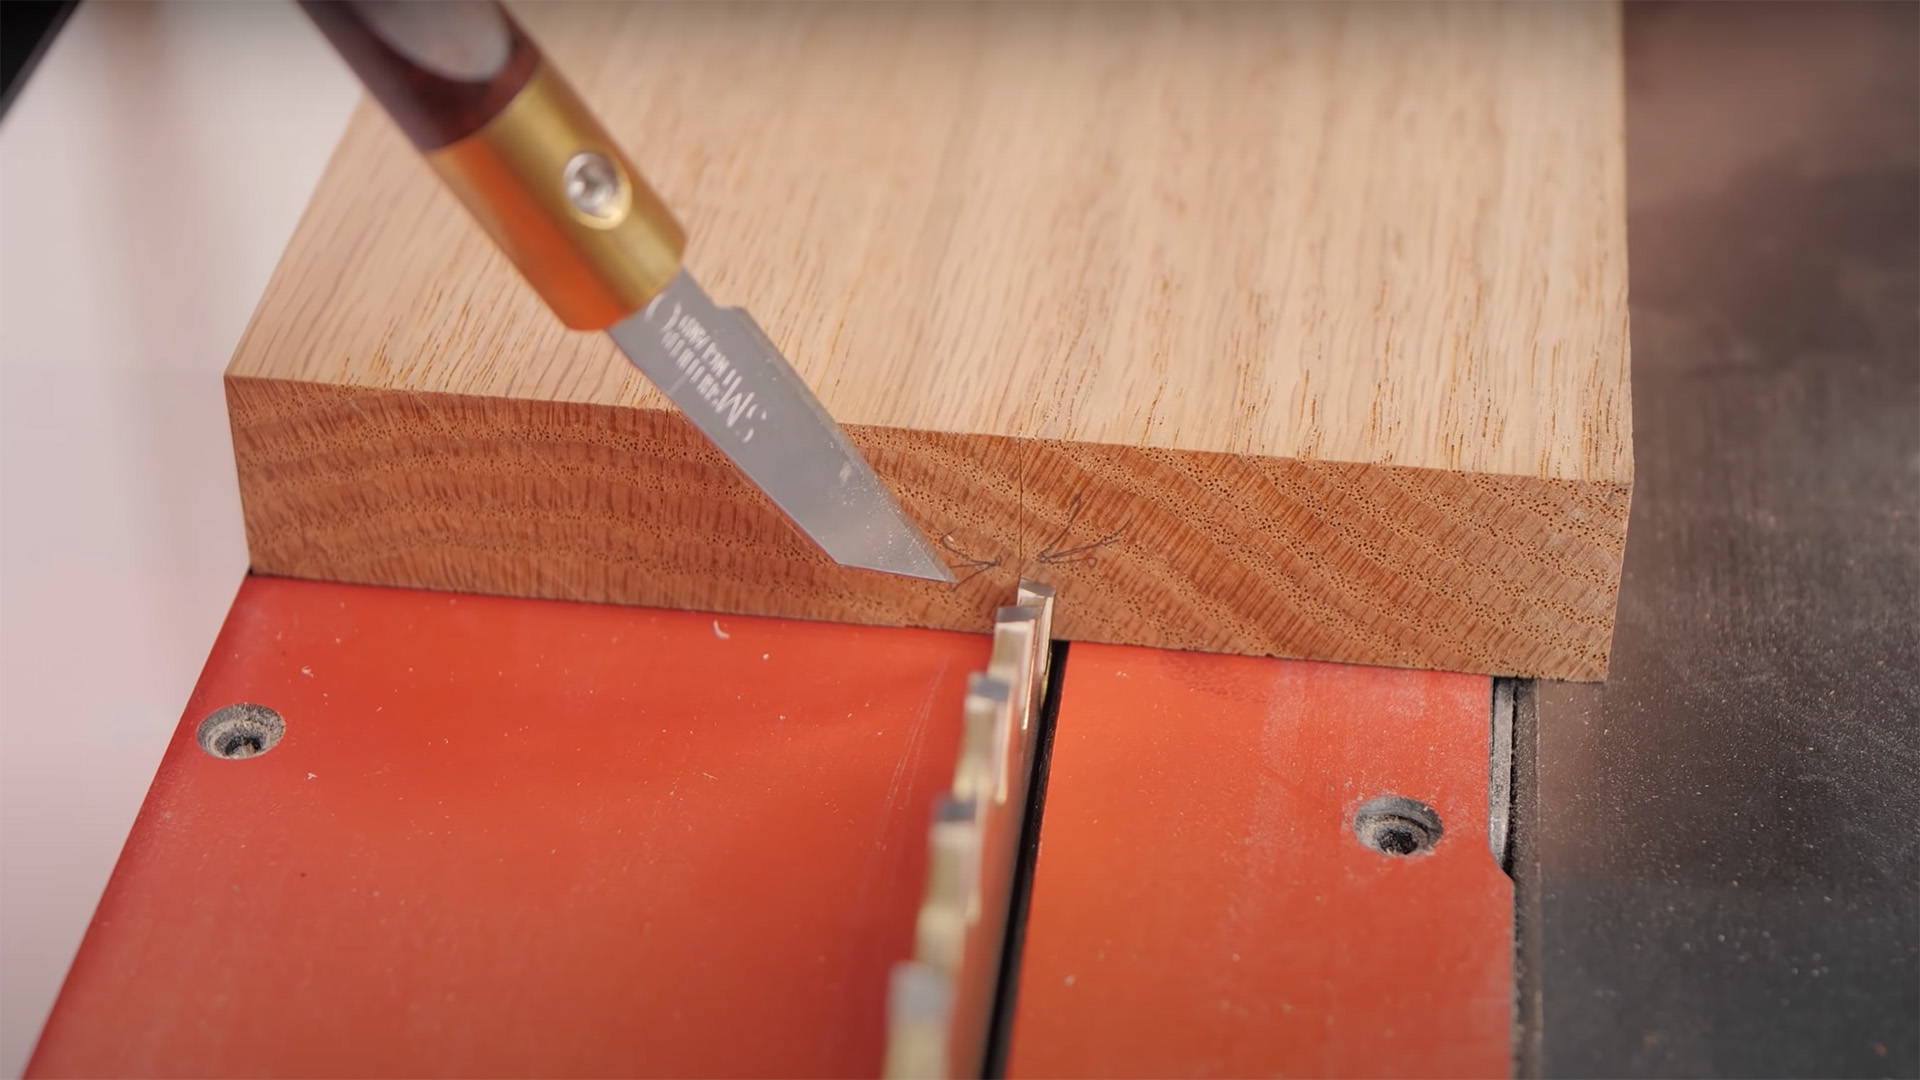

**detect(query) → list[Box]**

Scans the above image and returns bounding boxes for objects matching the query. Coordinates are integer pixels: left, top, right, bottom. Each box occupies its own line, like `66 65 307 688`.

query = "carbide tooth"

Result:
1016 582 1057 687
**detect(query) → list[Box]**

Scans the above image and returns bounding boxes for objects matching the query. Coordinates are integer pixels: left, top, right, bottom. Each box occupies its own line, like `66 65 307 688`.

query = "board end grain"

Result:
228 376 1627 680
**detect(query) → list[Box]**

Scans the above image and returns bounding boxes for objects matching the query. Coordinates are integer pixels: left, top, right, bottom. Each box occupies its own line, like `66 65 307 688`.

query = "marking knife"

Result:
302 0 954 583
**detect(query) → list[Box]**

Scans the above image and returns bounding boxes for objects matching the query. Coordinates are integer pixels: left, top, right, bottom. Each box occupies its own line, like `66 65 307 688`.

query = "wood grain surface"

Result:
228 2 1632 679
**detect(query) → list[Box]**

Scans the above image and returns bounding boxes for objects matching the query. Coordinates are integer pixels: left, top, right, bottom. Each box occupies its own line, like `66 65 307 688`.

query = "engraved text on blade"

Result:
645 295 768 444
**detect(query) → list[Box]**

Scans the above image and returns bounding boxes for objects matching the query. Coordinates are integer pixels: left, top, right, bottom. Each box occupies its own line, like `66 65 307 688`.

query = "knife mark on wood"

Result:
1033 493 1128 568
939 532 1002 588
938 492 1130 593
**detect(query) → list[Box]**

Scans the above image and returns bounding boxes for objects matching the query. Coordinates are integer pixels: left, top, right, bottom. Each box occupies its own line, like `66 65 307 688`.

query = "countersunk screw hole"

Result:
197 704 285 760
1354 795 1442 857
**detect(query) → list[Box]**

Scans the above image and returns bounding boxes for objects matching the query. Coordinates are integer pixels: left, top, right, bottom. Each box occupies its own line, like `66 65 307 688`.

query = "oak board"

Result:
228 2 1632 679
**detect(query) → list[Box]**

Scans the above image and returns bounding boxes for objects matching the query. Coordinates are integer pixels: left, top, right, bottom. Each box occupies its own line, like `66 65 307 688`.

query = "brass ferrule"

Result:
425 61 685 331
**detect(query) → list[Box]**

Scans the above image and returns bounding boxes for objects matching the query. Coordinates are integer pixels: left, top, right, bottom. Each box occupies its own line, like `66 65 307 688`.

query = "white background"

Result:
0 4 354 1072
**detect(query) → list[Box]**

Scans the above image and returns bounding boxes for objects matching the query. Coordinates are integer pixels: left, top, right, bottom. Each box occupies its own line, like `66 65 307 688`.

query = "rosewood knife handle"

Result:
298 0 686 330
299 0 536 150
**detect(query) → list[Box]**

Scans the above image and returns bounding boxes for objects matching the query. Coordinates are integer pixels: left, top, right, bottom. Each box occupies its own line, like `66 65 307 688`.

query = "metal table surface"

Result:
1526 4 1919 1076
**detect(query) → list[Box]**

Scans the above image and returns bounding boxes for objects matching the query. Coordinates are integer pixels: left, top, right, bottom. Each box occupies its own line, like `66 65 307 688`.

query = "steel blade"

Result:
607 271 954 583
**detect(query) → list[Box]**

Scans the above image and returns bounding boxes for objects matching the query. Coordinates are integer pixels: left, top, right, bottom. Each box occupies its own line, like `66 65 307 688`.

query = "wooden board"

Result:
227 2 1632 679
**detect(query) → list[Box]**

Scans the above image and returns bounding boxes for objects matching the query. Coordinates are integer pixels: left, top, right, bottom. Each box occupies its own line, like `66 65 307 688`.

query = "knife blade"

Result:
611 271 953 581
301 0 954 583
